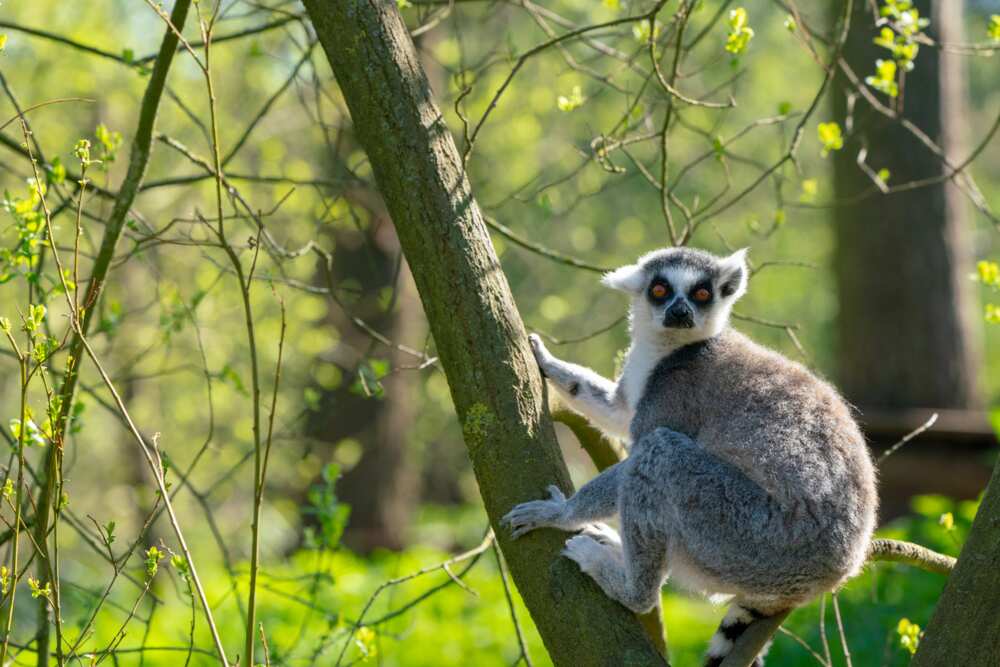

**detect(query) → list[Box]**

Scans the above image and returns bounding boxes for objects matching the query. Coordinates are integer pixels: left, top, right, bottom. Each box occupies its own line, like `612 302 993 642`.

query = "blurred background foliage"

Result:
0 0 997 665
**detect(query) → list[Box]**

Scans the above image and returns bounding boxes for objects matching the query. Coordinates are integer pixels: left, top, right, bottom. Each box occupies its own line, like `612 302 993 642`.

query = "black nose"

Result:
663 303 694 329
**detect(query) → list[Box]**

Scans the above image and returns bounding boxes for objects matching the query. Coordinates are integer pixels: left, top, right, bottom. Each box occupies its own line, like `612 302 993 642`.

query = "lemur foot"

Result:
501 485 567 539
579 522 622 548
563 534 616 574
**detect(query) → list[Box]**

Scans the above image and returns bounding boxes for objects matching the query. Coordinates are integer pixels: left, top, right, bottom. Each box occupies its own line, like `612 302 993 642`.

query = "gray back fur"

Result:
630 329 878 603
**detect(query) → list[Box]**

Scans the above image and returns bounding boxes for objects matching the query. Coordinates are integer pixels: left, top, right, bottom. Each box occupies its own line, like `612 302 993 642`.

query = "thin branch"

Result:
868 539 956 575
877 412 939 465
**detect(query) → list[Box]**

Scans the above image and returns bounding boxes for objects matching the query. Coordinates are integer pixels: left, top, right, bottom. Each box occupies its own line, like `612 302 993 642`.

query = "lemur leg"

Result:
565 427 785 616
502 462 624 539
528 334 631 439
562 489 669 614
637 427 785 583
628 427 795 666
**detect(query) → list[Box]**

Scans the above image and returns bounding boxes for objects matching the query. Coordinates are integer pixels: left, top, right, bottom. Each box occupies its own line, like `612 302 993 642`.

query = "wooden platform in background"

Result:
860 408 998 520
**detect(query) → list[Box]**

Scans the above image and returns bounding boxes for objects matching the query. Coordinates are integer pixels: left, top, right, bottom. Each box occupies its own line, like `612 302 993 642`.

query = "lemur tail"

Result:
703 605 774 667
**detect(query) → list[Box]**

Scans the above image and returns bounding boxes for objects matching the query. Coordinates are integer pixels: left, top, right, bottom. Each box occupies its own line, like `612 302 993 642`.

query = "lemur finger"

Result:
509 523 537 539
502 500 547 522
546 485 567 502
502 512 539 539
562 535 605 569
579 522 621 547
527 334 550 369
500 503 541 527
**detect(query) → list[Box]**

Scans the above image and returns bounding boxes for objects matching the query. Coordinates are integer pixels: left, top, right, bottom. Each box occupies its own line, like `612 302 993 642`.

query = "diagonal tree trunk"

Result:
301 1 666 664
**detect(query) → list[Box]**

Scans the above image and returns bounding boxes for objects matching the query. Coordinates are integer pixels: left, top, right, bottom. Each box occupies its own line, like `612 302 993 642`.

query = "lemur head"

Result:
602 247 748 345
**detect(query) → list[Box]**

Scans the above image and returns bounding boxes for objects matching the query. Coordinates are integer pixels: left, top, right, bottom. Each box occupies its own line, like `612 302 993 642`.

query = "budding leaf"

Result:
817 122 844 157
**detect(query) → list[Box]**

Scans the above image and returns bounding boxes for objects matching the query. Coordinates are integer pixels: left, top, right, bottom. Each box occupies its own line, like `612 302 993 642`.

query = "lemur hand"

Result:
528 333 553 378
501 485 568 538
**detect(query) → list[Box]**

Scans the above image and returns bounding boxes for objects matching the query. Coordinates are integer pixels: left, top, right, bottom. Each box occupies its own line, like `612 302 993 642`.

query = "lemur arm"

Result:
503 461 625 538
528 334 631 440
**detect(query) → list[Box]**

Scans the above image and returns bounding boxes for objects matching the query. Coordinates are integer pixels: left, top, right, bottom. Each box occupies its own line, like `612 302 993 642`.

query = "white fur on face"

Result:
660 265 703 295
609 248 749 410
633 264 719 341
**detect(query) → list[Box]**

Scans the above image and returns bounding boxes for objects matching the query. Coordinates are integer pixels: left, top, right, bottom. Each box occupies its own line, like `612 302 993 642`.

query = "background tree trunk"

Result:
911 457 1000 665
306 193 421 553
832 0 981 410
301 1 666 664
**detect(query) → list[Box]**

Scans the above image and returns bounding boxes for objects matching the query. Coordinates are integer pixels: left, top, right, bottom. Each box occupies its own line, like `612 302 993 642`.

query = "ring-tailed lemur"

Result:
502 247 877 666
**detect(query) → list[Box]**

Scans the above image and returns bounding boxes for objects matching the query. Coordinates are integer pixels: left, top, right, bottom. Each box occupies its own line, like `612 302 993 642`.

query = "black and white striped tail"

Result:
703 605 772 667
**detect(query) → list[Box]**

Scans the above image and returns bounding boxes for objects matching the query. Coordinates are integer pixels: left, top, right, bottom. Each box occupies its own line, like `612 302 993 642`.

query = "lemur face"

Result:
602 247 748 343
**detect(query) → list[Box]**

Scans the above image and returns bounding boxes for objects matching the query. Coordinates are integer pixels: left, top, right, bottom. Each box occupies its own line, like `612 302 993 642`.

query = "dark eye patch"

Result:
689 281 713 305
648 279 672 303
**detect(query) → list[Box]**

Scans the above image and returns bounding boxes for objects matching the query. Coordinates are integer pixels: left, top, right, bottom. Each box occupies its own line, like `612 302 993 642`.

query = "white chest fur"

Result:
620 337 671 412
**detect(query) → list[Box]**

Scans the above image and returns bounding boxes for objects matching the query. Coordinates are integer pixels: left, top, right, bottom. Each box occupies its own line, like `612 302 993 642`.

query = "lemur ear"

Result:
601 263 645 293
718 248 749 299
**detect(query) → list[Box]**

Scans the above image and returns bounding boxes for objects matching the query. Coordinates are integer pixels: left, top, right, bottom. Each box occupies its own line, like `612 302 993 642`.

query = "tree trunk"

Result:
306 197 421 553
832 0 981 410
911 457 1000 665
301 1 666 664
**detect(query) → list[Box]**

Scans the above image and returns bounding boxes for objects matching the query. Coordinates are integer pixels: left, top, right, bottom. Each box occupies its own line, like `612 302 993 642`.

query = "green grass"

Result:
59 493 976 666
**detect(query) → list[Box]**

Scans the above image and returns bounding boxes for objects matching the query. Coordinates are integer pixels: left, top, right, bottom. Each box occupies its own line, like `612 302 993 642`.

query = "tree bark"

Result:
832 0 981 410
301 1 666 664
911 457 1000 665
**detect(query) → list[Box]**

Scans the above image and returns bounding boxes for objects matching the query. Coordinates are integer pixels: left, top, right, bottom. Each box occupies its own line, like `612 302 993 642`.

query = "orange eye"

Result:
650 283 669 300
693 288 711 302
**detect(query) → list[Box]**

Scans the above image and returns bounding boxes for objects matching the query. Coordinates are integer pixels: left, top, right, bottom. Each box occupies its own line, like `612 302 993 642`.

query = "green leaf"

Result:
351 359 389 399
799 178 818 203
304 463 351 549
865 59 898 97
556 85 585 112
47 157 66 185
355 627 378 660
219 363 249 396
712 135 725 158
725 8 754 55
94 123 123 169
976 260 1000 287
632 19 662 44
73 139 92 165
145 546 165 579
817 121 844 157
897 617 921 655
304 387 321 411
